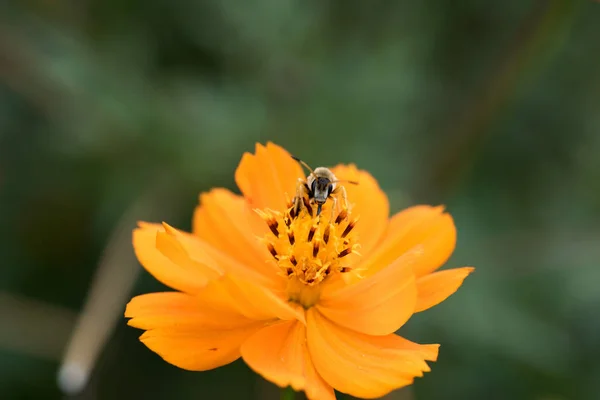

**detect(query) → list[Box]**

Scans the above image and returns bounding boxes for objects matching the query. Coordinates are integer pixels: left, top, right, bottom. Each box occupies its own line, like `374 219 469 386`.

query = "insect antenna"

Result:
331 179 359 185
291 156 315 175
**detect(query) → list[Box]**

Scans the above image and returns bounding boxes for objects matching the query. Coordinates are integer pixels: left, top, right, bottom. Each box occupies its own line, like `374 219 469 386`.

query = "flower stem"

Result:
281 387 295 400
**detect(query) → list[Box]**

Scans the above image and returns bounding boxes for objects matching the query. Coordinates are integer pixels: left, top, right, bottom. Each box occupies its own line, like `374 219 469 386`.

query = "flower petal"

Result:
360 205 456 278
139 323 262 371
307 309 436 399
330 164 389 258
133 223 221 294
155 224 304 324
193 188 278 280
126 292 263 371
389 336 440 362
159 222 280 290
223 276 306 324
241 321 335 400
125 292 254 331
235 142 305 212
415 267 474 312
318 248 419 336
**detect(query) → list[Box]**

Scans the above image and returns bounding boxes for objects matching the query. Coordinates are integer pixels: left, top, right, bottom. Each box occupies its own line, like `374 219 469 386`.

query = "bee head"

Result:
311 176 334 205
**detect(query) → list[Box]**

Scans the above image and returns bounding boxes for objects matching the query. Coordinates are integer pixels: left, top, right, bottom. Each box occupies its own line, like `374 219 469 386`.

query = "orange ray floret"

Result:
125 142 474 400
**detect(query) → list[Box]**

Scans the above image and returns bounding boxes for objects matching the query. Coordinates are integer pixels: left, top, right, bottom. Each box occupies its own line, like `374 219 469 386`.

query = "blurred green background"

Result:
1 0 600 399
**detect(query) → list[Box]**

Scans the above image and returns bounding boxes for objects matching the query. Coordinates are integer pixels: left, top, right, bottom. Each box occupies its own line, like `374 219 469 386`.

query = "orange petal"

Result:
360 205 456 278
330 164 389 258
388 336 440 362
133 223 220 294
153 224 304 324
415 267 474 312
235 142 305 212
222 276 306 324
160 222 280 290
126 292 263 371
155 223 223 275
241 321 335 400
193 188 279 280
318 248 418 336
125 292 253 331
307 309 436 399
139 323 262 371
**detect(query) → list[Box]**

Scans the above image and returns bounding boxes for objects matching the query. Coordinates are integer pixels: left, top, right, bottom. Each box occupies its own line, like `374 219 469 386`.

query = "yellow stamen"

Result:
256 200 360 308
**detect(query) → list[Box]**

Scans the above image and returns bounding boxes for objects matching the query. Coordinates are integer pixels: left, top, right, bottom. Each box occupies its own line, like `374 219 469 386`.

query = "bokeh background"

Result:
1 0 600 399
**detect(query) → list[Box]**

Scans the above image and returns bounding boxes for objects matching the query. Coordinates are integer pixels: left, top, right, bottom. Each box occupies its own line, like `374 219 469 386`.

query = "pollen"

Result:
256 199 360 307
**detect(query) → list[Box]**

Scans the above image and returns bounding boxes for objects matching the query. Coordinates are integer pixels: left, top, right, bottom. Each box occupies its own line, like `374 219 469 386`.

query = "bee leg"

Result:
329 196 338 222
332 185 349 212
292 178 307 217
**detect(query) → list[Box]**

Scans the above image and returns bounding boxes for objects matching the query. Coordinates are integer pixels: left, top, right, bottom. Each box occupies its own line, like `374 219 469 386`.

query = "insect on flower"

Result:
291 156 358 218
125 142 474 400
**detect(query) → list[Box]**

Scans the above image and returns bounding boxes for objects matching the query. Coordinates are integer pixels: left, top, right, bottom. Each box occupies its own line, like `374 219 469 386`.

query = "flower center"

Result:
256 198 360 308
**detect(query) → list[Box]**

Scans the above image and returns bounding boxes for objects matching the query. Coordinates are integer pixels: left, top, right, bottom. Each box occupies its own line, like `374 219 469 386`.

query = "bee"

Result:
291 156 358 218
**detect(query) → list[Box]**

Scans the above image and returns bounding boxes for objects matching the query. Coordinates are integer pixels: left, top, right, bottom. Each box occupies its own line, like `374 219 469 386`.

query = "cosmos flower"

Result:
125 142 474 400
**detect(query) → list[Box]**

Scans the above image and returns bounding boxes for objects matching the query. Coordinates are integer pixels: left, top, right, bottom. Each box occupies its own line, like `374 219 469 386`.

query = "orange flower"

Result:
125 142 474 400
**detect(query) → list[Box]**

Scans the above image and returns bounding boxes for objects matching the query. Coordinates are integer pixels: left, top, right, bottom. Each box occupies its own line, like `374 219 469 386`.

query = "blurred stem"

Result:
57 174 181 395
281 387 295 400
